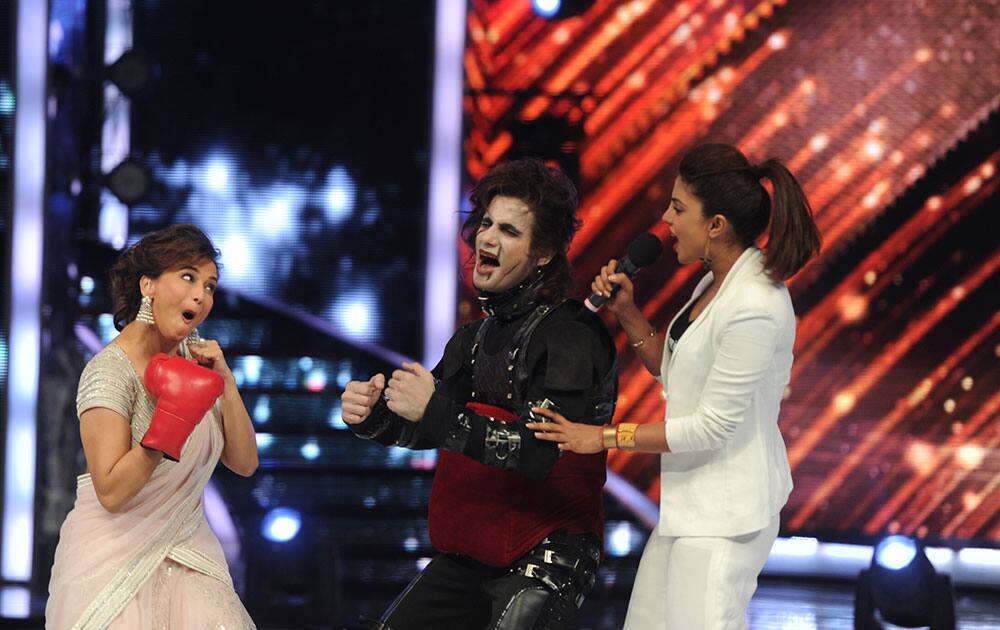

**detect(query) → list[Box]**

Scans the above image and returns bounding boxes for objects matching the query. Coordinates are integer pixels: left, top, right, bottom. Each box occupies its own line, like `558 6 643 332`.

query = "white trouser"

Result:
622 515 780 630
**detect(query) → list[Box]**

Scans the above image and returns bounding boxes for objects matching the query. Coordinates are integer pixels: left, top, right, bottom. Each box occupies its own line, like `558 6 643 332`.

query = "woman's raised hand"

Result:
591 259 637 314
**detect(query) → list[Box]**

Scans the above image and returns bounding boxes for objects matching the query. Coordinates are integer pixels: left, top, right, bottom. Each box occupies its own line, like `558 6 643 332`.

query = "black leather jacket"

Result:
350 277 617 480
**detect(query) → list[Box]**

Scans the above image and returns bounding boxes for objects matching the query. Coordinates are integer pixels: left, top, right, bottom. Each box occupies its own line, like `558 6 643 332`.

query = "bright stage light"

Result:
241 355 262 386
874 535 917 570
532 0 594 19
331 293 379 342
322 165 356 222
300 440 321 461
262 508 302 543
253 395 270 424
255 433 273 449
219 233 251 281
202 156 232 193
607 522 634 557
532 0 561 18
855 535 955 628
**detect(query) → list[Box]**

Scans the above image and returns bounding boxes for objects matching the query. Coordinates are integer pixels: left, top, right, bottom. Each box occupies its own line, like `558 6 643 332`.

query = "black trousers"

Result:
378 533 600 630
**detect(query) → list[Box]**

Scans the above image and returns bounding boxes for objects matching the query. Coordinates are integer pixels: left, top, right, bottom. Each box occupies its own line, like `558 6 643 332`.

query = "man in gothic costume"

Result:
342 158 617 630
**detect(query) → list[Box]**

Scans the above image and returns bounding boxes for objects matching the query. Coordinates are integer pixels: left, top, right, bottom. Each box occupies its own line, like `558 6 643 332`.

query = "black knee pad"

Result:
514 532 601 605
489 532 602 629
487 580 551 630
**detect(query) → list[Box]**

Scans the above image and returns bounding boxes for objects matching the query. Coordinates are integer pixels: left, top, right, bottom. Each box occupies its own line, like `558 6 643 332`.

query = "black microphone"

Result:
584 233 663 312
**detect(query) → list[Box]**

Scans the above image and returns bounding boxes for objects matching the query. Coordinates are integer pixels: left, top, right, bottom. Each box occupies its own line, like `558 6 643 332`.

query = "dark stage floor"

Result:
6 576 1000 629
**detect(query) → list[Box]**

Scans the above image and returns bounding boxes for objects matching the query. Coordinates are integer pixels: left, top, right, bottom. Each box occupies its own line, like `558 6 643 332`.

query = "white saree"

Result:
46 342 255 629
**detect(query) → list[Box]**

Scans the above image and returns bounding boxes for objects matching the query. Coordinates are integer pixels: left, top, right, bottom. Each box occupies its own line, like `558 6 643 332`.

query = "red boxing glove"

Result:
142 353 224 461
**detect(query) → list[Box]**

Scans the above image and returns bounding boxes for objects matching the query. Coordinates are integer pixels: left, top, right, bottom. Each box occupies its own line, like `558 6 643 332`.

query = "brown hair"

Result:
461 158 581 301
678 143 821 280
109 224 220 330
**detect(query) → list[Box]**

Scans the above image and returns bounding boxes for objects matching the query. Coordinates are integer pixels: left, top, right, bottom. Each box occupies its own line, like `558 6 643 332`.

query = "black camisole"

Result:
668 300 698 344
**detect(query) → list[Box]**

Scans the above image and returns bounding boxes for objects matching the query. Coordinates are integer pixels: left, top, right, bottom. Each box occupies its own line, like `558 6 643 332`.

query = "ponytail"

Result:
757 159 821 280
679 144 821 281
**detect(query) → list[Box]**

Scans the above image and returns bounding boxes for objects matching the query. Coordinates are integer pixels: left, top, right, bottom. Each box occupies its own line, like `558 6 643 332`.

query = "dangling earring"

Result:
136 295 155 325
699 235 713 269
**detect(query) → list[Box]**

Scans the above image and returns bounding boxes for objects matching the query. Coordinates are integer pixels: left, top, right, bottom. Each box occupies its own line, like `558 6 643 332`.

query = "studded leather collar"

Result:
477 273 546 321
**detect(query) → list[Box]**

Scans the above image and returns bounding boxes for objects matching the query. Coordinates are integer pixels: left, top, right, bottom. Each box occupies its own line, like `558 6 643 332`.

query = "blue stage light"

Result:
322 165 356 223
218 233 251 281
255 433 273 449
98 195 128 249
875 535 918 570
202 156 232 193
328 403 346 429
257 197 292 237
255 183 304 241
532 0 561 18
97 313 118 344
0 80 14 114
331 293 379 341
262 508 301 542
531 0 593 19
607 522 634 557
300 440 321 461
252 395 270 424
336 364 352 389
241 355 263 386
342 302 369 336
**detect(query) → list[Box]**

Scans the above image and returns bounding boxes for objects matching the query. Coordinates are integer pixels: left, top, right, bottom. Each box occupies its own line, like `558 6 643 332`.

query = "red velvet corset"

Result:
427 402 606 567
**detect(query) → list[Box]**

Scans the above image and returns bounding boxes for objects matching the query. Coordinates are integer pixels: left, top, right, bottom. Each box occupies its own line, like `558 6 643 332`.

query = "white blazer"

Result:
657 246 794 537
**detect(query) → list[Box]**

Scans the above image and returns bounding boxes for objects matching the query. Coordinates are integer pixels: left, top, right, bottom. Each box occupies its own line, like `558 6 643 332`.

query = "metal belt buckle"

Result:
485 431 506 460
486 428 521 463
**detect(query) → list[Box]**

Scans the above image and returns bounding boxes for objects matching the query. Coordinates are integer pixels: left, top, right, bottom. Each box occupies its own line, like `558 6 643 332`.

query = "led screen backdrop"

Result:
126 1 432 358
462 0 1000 545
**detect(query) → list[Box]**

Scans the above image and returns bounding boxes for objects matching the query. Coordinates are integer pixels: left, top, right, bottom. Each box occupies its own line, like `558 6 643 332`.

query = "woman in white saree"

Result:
47 224 258 629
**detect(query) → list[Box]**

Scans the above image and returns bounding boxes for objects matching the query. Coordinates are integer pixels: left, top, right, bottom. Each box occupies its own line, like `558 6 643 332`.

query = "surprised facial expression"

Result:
144 259 218 341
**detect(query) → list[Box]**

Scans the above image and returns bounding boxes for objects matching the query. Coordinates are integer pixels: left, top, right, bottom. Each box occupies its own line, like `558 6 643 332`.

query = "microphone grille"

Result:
627 233 663 268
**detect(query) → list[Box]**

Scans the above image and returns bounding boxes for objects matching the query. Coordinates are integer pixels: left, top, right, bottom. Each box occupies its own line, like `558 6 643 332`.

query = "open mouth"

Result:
181 310 196 324
477 251 500 272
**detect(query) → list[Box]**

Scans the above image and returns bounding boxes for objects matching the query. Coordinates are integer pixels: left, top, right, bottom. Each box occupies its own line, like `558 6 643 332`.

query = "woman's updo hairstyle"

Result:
109 224 220 330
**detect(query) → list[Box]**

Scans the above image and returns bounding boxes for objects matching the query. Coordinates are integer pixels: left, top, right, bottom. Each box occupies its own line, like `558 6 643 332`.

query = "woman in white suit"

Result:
527 143 821 629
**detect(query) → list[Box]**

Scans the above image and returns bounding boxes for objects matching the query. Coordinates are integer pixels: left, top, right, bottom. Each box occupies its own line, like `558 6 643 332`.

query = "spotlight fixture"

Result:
107 49 151 97
105 158 151 205
854 535 955 629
